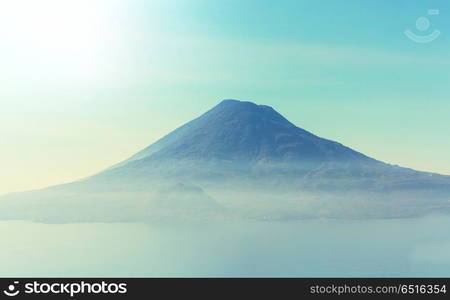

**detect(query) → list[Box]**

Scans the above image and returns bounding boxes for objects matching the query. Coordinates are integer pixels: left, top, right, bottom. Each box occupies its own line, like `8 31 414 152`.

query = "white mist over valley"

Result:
1 216 450 277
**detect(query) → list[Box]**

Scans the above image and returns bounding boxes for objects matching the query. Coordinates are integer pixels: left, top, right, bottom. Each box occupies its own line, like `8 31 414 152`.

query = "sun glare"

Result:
0 0 124 83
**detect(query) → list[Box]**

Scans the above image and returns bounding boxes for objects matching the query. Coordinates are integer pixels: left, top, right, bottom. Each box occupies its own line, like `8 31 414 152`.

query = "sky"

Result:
1 0 450 196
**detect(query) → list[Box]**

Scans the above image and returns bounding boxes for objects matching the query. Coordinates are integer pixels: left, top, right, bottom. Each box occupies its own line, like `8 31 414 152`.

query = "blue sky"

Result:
1 0 449 195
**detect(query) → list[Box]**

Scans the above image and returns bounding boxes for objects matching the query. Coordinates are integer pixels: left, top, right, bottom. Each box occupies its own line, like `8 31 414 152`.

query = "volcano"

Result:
1 99 450 222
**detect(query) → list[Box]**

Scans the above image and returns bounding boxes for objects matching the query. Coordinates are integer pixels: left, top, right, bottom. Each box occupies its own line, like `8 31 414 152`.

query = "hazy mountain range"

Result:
1 99 449 222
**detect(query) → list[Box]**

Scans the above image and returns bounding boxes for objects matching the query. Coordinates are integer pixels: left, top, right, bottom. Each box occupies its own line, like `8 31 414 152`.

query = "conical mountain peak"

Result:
2 99 450 222
115 99 370 167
